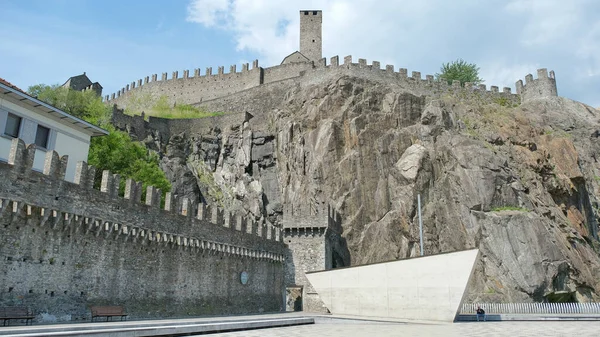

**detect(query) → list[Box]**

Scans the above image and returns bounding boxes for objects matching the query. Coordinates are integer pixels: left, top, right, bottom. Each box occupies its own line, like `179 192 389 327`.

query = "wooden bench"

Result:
0 307 34 326
90 306 128 322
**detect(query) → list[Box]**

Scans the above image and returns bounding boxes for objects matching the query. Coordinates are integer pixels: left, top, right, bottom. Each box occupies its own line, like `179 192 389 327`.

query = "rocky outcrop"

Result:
114 73 600 303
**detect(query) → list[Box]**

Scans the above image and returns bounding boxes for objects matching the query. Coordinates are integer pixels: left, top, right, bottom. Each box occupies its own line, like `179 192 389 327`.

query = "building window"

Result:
304 11 308 15
313 11 318 15
35 125 50 148
4 113 21 138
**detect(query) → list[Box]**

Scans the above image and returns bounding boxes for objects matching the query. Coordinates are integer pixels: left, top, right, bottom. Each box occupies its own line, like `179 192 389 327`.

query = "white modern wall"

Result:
306 249 479 322
54 132 90 181
0 136 11 163
0 96 92 181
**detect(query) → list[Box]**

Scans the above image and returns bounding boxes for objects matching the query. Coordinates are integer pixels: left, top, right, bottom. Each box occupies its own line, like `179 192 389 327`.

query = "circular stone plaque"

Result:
240 271 249 285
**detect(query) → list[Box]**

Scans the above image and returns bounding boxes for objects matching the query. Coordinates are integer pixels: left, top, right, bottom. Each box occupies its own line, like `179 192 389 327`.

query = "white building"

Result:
0 78 108 181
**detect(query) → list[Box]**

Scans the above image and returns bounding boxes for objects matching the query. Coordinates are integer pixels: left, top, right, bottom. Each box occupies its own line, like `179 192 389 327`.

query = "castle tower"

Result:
282 203 333 313
515 68 558 103
299 10 322 63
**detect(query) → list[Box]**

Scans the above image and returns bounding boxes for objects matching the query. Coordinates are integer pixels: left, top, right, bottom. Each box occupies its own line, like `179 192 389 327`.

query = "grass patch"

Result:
492 206 529 212
124 94 228 119
493 96 510 107
152 103 226 119
187 160 227 207
543 128 572 139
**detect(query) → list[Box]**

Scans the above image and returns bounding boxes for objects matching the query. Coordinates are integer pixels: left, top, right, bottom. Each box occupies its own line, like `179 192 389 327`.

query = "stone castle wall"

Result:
105 55 541 115
262 62 314 85
104 62 262 111
193 56 529 123
0 139 287 322
103 60 312 112
516 68 558 102
111 107 248 142
305 56 521 103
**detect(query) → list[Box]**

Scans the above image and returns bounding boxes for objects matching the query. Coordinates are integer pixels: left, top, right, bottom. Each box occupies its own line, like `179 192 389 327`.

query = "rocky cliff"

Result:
114 71 600 303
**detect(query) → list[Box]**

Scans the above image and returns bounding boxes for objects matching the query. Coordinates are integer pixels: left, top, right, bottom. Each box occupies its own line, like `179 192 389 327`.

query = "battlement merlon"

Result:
282 203 331 229
515 68 557 103
104 60 263 103
0 137 287 258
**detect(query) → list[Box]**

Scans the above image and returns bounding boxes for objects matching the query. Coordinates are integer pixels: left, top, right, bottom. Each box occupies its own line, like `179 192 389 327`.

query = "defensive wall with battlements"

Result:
103 60 314 111
104 55 557 115
0 138 287 322
516 68 558 102
110 105 249 143
282 203 348 313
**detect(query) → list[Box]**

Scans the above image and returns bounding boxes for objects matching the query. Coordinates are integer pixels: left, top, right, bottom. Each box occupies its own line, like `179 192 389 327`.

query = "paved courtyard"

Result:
208 321 600 337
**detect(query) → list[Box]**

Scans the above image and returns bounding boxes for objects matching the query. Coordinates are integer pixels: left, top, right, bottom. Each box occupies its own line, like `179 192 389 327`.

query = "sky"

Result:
1 0 599 107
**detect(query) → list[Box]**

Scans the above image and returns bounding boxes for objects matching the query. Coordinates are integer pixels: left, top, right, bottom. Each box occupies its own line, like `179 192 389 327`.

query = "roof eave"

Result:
0 82 109 137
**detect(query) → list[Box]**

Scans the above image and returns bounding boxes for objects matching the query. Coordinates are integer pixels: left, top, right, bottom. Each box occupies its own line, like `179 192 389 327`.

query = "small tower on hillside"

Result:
62 72 103 97
515 68 558 103
299 10 323 63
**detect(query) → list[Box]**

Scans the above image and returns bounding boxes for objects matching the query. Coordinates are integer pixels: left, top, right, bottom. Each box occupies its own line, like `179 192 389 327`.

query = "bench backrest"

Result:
0 307 32 318
91 306 125 316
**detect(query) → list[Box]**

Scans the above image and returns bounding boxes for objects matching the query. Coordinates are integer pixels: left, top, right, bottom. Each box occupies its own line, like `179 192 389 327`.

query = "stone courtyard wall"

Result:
0 139 287 322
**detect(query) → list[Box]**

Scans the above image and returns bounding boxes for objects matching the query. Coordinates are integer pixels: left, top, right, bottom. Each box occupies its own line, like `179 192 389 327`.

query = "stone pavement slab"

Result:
2 313 598 337
0 313 312 337
208 321 600 337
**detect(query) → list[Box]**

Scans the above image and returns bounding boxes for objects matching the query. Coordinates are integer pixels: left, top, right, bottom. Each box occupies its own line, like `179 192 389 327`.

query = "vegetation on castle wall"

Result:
27 84 170 195
187 159 227 207
491 206 529 212
87 125 171 194
123 92 226 119
28 84 110 125
436 59 483 86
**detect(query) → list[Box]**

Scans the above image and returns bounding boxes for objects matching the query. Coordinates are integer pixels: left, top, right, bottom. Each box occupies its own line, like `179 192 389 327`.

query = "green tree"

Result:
435 59 483 86
27 84 170 195
28 84 109 124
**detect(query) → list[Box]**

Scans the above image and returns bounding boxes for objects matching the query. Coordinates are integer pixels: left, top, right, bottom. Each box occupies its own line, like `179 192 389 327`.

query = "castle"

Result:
102 8 560 314
103 10 558 110
0 10 564 322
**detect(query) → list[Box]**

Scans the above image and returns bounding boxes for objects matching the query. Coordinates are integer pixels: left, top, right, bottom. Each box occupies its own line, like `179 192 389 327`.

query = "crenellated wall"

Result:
110 106 248 142
104 61 266 110
105 55 530 113
515 68 558 103
105 55 557 114
262 61 314 85
308 56 520 103
0 138 287 322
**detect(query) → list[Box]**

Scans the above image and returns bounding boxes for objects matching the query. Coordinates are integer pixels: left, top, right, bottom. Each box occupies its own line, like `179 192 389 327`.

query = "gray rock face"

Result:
116 74 600 303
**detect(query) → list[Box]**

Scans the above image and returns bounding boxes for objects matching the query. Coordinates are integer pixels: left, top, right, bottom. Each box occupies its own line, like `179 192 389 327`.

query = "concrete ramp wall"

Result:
305 249 479 322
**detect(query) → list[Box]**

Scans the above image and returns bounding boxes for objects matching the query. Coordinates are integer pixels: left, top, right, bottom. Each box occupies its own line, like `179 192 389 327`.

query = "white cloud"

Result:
504 0 586 46
186 0 477 66
576 21 600 77
479 62 540 91
185 0 600 106
186 0 232 27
